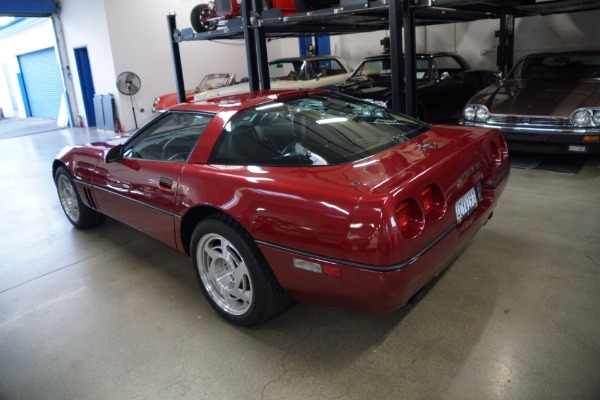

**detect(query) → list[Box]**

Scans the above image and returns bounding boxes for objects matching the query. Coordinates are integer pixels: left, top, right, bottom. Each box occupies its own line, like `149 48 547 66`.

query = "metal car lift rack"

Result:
167 0 600 117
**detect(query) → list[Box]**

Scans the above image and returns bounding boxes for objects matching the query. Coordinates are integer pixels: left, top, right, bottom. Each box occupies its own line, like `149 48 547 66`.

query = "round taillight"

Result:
491 140 502 166
421 185 446 221
395 198 424 238
498 135 509 159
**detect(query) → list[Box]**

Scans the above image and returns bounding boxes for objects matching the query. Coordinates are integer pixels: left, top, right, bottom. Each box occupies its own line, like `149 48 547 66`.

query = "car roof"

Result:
521 50 600 59
269 55 344 63
168 89 321 113
361 52 460 61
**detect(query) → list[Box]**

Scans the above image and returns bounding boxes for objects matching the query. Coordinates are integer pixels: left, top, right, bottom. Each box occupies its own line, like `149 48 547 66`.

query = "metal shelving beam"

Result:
168 0 600 116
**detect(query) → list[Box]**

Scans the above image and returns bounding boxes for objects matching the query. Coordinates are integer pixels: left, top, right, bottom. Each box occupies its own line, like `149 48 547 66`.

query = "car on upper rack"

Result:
332 52 497 123
461 51 600 154
52 89 509 327
190 0 297 32
152 73 239 113
192 55 352 101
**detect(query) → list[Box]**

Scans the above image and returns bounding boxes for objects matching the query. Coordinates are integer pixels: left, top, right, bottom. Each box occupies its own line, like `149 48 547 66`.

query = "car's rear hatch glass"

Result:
209 93 430 166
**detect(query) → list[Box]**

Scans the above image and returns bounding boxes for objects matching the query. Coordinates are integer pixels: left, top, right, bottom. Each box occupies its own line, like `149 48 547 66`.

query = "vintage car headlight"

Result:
463 105 477 121
475 106 490 122
571 109 592 127
570 108 600 127
463 105 489 122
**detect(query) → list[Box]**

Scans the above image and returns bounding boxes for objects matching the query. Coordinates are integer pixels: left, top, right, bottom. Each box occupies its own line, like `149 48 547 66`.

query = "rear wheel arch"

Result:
180 206 248 255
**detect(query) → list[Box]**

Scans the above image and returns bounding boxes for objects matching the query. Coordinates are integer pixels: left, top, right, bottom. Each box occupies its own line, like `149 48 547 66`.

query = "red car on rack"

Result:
190 0 296 32
53 89 509 326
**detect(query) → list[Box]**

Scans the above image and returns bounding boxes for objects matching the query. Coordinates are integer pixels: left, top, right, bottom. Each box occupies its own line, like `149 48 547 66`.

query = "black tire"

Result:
191 213 295 327
54 166 105 229
190 4 212 33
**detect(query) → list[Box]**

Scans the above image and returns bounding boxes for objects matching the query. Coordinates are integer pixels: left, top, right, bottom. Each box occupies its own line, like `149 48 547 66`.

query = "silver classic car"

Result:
461 51 600 154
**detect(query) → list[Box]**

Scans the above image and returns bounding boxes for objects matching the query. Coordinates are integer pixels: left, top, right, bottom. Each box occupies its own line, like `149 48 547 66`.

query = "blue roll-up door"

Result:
0 0 56 16
18 47 63 119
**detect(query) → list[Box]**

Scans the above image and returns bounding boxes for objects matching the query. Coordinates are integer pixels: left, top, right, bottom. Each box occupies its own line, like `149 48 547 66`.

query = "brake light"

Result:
498 135 509 158
395 199 424 238
396 201 412 232
491 141 502 166
421 184 446 220
421 187 434 214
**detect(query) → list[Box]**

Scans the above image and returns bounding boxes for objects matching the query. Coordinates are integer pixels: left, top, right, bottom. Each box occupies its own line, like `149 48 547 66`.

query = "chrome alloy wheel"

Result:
197 233 253 315
57 175 80 222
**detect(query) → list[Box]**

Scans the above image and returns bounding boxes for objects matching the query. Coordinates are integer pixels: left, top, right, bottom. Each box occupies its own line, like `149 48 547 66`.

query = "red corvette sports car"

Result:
53 89 509 326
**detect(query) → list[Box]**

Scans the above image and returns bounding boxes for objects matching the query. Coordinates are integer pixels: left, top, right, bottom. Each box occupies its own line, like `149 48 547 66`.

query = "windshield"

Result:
351 58 431 80
209 93 429 166
197 74 233 90
269 60 306 81
508 53 600 80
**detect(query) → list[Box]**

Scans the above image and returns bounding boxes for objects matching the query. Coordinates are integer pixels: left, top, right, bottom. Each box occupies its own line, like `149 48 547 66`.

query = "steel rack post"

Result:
402 0 417 118
389 0 405 114
168 14 186 104
252 0 270 89
242 0 259 91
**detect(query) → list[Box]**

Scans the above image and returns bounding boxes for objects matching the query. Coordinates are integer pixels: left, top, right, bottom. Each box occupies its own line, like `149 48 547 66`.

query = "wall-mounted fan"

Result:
116 71 141 129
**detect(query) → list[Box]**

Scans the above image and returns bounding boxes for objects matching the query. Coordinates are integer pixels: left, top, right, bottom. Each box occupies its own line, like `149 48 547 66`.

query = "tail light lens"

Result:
421 187 434 214
421 185 446 221
491 141 502 166
491 135 509 167
498 135 509 159
396 201 412 232
395 199 424 238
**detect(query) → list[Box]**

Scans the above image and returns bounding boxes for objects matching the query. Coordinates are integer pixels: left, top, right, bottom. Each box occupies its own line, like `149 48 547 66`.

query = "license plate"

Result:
455 186 479 223
568 145 586 153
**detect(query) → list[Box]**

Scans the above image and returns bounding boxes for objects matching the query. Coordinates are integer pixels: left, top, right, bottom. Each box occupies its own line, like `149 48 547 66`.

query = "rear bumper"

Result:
258 169 509 312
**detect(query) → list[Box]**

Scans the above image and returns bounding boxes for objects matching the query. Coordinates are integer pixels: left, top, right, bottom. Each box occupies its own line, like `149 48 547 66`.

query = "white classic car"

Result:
193 55 352 101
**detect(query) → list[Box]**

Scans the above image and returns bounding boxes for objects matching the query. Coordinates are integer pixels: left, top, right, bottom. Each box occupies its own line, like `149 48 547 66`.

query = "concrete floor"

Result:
1 125 599 400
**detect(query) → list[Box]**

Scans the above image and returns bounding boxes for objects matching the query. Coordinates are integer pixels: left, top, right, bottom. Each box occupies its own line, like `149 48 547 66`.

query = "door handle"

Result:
159 177 174 189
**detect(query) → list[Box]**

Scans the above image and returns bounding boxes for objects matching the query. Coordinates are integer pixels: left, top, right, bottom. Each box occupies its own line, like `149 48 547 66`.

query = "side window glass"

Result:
300 61 312 80
315 59 345 76
416 59 430 80
435 56 465 75
122 112 212 162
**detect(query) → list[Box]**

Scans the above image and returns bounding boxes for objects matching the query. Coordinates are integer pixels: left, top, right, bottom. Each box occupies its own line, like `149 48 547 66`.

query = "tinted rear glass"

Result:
509 53 600 80
352 58 430 80
209 93 429 166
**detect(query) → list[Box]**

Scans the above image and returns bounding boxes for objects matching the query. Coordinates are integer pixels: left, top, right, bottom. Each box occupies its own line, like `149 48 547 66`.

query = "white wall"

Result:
58 0 115 128
2 6 599 129
100 0 248 130
327 9 600 71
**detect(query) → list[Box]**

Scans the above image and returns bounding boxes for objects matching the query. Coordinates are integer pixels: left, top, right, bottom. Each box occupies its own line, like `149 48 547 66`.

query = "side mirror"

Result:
440 71 451 80
105 144 124 163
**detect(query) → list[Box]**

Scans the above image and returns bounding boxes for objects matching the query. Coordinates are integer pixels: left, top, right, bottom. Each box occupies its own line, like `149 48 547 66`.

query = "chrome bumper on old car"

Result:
461 107 600 154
